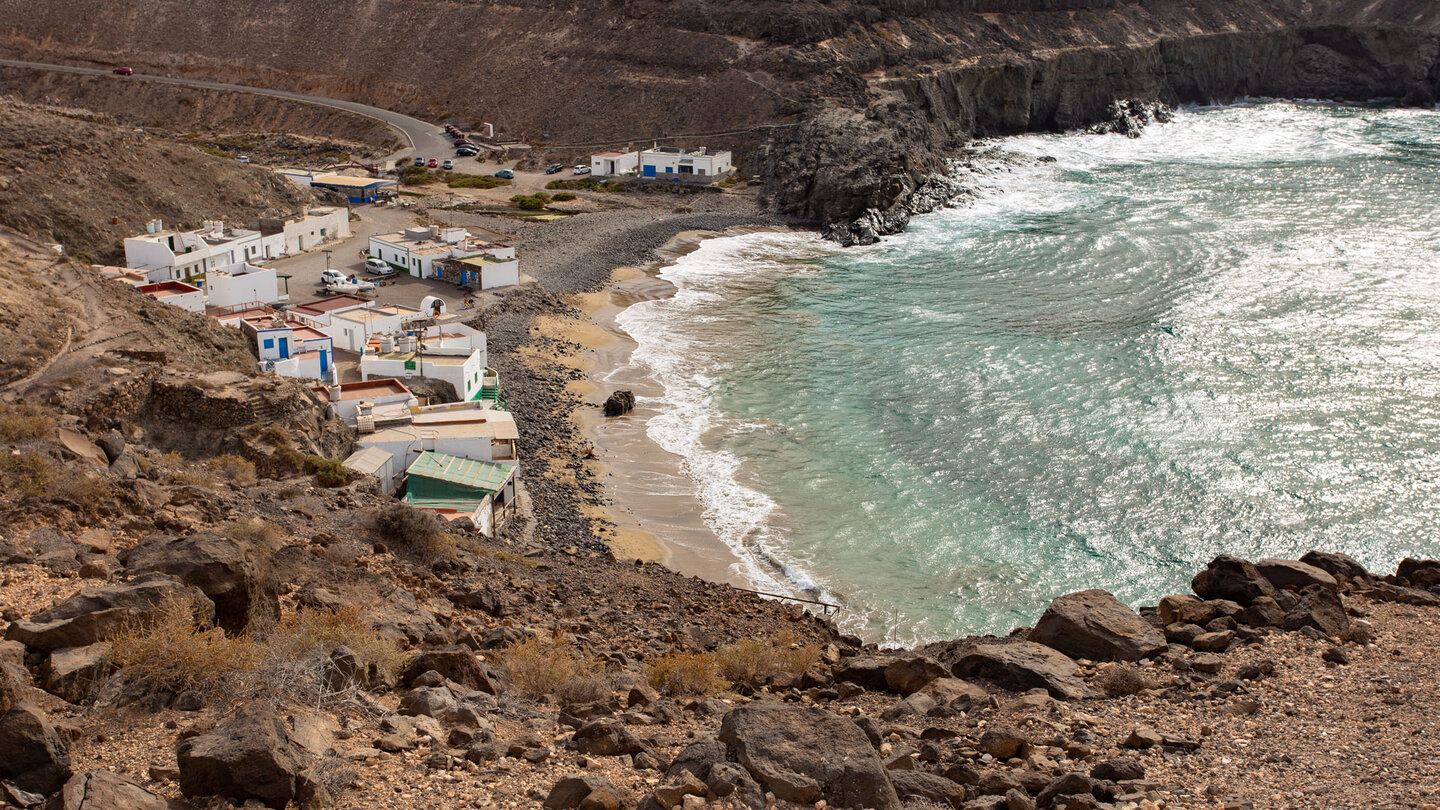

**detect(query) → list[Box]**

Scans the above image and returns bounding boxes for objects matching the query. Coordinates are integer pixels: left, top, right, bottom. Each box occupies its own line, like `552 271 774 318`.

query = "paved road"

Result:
0 57 457 164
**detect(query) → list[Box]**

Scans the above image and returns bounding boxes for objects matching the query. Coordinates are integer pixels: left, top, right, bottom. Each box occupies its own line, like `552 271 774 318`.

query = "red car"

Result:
426 158 438 168
112 66 133 75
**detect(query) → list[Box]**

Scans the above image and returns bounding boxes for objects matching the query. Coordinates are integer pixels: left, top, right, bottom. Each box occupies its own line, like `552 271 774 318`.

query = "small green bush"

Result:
448 175 511 189
305 455 351 487
551 192 576 202
509 193 552 211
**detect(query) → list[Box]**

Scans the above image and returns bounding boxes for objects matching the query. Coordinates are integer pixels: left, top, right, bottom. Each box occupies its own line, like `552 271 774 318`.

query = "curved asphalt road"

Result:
0 57 456 163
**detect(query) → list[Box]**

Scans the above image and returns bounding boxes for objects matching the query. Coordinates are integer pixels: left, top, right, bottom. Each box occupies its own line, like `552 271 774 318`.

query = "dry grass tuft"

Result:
713 630 821 688
370 502 458 562
1096 663 1154 697
0 452 116 514
207 454 257 485
0 403 54 443
224 517 284 546
647 651 726 697
496 631 598 698
109 595 259 698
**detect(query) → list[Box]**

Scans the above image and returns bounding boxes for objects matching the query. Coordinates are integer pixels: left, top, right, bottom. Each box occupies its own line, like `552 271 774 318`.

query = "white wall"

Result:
208 268 281 309
591 152 639 176
478 259 519 290
284 209 350 254
360 348 484 401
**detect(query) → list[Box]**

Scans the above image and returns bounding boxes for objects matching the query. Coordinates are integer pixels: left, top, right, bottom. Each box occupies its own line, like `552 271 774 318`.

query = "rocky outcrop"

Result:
4 575 212 652
44 770 169 810
0 701 72 796
1191 555 1277 605
176 702 304 808
603 390 636 417
1256 559 1338 592
122 531 279 634
718 701 901 810
948 641 1098 701
1028 589 1167 662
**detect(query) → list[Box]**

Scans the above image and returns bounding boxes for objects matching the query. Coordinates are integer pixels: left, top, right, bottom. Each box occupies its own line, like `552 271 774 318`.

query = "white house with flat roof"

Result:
285 294 375 329
369 226 517 284
205 264 288 309
591 150 640 177
311 378 418 425
240 315 335 383
360 339 487 402
326 304 423 352
639 147 733 180
137 281 205 313
124 220 266 283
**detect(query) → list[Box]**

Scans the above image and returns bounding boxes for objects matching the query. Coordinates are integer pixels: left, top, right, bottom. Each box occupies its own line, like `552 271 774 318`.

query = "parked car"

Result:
364 257 394 276
441 159 454 170
235 155 250 164
427 158 438 168
545 163 564 175
112 66 133 75
413 156 426 167
494 169 514 179
456 146 479 157
572 165 591 175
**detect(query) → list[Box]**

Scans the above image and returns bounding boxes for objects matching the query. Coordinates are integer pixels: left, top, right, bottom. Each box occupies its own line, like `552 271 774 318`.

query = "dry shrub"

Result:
224 517 284 546
111 598 403 708
647 651 725 697
0 403 54 443
554 675 612 706
370 502 455 561
109 595 259 699
0 452 115 514
497 631 597 698
305 455 350 487
207 454 257 485
1096 663 1153 697
714 630 821 688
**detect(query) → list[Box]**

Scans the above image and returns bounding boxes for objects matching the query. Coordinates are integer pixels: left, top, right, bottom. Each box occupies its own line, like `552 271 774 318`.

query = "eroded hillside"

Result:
0 96 318 262
6 0 1440 236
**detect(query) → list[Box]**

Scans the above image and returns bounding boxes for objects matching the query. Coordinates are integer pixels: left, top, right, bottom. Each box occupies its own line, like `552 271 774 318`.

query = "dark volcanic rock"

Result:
45 769 169 810
402 648 500 694
176 702 303 808
122 531 278 634
950 641 1098 701
883 656 948 695
602 390 636 417
1397 558 1440 590
4 574 211 652
1283 585 1351 639
1091 757 1145 782
0 701 71 796
718 701 901 810
832 656 894 691
573 719 647 757
1191 555 1276 605
1300 551 1371 583
1256 559 1338 592
1028 589 1166 662
890 770 965 807
544 774 616 810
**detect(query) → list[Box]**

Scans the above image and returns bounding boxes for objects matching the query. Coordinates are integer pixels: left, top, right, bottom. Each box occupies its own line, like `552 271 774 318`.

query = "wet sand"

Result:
562 228 789 587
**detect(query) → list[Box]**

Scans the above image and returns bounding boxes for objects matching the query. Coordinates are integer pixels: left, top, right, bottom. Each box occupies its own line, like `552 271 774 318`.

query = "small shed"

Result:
343 446 396 494
403 451 517 536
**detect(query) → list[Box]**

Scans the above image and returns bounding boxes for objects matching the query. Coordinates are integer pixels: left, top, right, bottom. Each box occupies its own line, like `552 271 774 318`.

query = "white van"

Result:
364 257 394 276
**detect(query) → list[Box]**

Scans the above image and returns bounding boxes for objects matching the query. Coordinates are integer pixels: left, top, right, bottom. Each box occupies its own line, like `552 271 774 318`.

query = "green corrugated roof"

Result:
404 494 488 512
406 451 513 493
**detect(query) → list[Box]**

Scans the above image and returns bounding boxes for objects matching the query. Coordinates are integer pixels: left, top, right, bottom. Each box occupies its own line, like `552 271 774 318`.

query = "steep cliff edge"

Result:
3 0 1440 239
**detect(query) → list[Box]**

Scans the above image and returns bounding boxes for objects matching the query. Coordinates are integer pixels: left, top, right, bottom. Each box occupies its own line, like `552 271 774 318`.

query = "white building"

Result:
250 208 352 257
136 281 205 313
240 315 336 383
354 409 519 492
591 150 640 177
342 446 398 494
311 378 418 425
327 304 423 352
124 220 266 283
369 227 518 286
205 264 288 309
638 147 733 180
285 294 376 329
360 339 488 402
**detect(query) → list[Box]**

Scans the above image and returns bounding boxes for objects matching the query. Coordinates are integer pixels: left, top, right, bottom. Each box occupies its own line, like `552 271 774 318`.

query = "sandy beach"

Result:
562 229 788 587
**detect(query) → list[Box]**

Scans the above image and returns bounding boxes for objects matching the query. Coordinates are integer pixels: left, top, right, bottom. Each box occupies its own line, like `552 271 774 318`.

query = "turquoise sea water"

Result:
615 103 1440 643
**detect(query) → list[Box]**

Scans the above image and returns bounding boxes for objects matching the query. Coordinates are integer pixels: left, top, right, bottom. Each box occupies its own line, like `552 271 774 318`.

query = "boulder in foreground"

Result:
951 641 1099 701
45 769 169 810
1028 589 1166 662
176 702 302 809
718 701 901 810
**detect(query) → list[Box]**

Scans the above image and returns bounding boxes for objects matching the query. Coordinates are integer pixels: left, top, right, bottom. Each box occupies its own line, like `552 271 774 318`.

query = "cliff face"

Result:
3 0 1440 237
